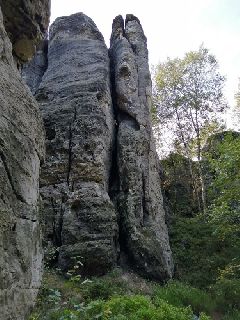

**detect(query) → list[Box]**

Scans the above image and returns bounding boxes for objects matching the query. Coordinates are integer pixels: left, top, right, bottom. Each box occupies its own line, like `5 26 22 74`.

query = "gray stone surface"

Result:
110 15 173 280
23 12 173 281
35 13 118 275
0 0 50 63
0 6 45 320
22 40 48 94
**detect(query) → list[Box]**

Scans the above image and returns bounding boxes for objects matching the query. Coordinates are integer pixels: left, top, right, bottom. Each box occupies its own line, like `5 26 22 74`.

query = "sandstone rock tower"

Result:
110 15 173 279
24 12 173 281
36 13 118 275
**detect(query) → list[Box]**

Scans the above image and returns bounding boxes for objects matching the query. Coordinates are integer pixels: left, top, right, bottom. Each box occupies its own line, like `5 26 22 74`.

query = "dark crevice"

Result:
108 46 120 201
109 46 134 268
0 151 27 204
118 214 130 267
40 39 49 78
44 119 56 141
58 198 64 246
141 173 149 225
66 105 77 190
23 39 48 95
108 131 119 201
109 46 122 265
67 124 73 187
118 110 140 130
50 197 63 247
20 216 37 222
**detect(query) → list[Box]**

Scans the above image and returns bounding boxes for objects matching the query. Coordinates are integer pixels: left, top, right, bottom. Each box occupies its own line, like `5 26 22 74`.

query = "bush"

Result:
211 279 240 311
222 310 240 320
80 276 127 301
103 295 197 320
170 216 240 288
153 281 215 315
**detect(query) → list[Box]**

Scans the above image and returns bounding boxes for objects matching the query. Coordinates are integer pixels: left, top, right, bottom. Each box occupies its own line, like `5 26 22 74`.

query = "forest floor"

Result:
29 267 240 320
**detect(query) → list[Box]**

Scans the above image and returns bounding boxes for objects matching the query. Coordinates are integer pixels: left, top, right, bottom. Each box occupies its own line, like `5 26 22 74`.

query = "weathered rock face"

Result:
22 40 48 94
35 13 118 275
24 12 173 281
0 4 46 320
0 0 50 63
110 15 173 280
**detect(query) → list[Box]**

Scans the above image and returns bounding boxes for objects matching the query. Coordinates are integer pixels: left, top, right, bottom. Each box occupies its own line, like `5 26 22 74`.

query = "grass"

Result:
152 280 216 315
29 267 240 320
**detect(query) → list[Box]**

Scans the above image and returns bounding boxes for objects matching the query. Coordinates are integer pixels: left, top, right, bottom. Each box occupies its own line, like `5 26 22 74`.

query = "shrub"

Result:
103 295 196 320
80 276 127 301
211 279 240 311
153 280 215 315
170 216 240 288
222 310 240 320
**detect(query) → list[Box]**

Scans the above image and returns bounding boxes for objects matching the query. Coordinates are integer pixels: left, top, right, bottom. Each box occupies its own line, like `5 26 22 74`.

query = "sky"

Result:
50 0 240 121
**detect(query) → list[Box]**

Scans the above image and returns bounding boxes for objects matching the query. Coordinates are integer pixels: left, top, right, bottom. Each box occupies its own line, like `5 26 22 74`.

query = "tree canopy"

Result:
153 45 227 159
153 46 228 212
232 79 240 130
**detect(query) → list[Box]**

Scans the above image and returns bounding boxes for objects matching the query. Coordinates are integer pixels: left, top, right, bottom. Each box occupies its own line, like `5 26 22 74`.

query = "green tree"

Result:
232 79 240 130
153 46 227 212
205 132 240 238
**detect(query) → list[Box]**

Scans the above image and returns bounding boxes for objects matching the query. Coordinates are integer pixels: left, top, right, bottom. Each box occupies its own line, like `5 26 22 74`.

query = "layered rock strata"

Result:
24 13 173 280
110 15 173 280
35 13 118 275
0 2 47 319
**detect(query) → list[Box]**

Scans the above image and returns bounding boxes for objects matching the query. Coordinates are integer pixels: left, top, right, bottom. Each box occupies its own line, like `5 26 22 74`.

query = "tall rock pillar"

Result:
36 13 118 275
110 15 173 280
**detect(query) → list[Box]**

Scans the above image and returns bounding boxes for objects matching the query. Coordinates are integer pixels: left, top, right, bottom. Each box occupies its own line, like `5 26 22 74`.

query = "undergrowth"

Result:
29 268 240 320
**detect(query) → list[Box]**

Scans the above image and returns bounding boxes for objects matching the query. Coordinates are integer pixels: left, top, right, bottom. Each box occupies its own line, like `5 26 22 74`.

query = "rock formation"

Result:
35 13 118 276
0 0 50 63
22 40 48 94
110 15 173 280
24 13 173 281
0 1 49 319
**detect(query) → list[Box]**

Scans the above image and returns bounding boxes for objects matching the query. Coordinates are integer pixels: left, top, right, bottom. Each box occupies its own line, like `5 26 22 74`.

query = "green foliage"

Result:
211 279 240 311
222 310 240 320
97 295 199 320
46 288 62 306
170 216 240 288
66 256 84 284
160 153 200 216
153 45 227 159
206 132 240 238
153 280 215 315
30 268 240 319
44 245 59 269
29 271 214 320
232 80 240 129
80 276 127 301
218 259 240 280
